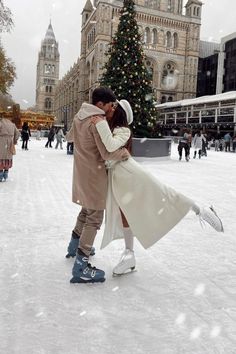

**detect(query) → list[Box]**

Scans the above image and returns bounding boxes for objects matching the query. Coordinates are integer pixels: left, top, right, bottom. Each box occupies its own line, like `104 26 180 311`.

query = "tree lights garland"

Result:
99 0 159 137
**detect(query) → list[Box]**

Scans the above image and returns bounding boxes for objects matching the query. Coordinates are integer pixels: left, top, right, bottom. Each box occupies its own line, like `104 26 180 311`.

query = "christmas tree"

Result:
100 0 158 138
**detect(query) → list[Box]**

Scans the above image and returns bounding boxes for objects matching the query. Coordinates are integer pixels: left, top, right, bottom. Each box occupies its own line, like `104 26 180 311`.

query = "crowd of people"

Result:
177 129 236 162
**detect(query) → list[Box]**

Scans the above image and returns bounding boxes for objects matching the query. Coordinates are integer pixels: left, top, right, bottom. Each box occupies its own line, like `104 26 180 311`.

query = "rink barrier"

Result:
132 138 172 157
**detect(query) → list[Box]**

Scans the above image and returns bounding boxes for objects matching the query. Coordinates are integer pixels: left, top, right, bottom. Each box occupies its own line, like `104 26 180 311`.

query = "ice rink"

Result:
0 138 235 354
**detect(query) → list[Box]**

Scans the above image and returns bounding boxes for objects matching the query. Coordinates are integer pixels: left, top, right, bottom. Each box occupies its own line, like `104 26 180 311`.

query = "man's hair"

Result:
92 87 116 105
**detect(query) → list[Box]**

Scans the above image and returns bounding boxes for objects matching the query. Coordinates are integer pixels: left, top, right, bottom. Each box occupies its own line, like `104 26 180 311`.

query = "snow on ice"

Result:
0 138 236 354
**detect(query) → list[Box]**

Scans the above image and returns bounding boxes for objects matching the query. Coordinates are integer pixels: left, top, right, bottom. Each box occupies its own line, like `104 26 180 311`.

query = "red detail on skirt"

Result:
0 159 13 169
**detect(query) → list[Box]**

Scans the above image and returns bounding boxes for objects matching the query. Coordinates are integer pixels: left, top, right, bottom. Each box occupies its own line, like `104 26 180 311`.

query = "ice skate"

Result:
3 170 8 181
65 231 95 258
70 251 105 284
199 206 224 232
113 249 136 276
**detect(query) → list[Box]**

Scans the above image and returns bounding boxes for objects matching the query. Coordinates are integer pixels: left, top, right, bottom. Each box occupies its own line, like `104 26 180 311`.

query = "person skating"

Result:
91 100 224 276
178 129 190 162
193 131 202 159
55 127 65 149
45 126 55 148
66 87 130 284
21 122 31 150
0 114 20 182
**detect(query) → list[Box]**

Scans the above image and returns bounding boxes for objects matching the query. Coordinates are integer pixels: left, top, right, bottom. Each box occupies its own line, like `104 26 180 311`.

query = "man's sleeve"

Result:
66 122 74 142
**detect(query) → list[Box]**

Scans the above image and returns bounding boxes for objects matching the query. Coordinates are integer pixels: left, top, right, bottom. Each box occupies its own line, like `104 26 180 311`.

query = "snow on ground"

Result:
0 138 235 354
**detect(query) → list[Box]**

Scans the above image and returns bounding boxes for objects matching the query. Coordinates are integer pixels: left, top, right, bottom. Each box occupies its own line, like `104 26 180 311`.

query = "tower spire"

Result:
44 20 56 41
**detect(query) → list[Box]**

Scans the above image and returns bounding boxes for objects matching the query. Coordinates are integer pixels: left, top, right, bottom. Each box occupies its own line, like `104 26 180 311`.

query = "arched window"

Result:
145 59 154 80
166 31 172 47
92 28 96 43
45 98 52 109
145 0 160 8
161 96 167 103
161 62 178 90
173 33 178 48
144 27 151 44
153 0 160 9
178 0 182 14
167 0 173 12
197 7 200 16
152 28 158 45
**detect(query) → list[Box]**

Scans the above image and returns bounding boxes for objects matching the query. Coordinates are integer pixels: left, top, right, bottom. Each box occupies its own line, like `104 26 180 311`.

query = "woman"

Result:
21 122 31 150
91 100 224 276
192 131 203 159
45 126 55 148
55 127 65 149
0 115 20 182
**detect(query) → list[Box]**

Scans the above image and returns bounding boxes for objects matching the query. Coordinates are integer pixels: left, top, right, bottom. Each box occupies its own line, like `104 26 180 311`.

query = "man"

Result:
66 87 129 284
224 132 231 152
178 129 191 162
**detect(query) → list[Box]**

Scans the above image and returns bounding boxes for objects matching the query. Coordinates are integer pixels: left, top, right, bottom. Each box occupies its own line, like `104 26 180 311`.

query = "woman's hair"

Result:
108 105 132 153
108 105 128 131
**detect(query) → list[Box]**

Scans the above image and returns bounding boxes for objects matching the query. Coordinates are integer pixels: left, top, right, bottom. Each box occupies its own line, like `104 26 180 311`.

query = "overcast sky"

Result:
2 0 236 109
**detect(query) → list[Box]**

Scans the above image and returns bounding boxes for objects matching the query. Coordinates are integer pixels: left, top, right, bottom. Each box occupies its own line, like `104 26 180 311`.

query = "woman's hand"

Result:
90 116 105 124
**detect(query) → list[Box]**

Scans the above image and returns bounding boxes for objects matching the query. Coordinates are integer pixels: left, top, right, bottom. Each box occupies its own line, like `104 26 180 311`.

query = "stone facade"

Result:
35 22 60 114
54 60 80 129
55 0 202 128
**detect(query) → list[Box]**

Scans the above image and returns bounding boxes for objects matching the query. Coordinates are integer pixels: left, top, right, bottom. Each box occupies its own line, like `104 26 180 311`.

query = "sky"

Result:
1 0 236 109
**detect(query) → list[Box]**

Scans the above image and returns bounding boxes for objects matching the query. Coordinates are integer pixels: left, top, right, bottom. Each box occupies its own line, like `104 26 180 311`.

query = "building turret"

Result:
185 0 202 18
35 21 60 114
82 0 94 26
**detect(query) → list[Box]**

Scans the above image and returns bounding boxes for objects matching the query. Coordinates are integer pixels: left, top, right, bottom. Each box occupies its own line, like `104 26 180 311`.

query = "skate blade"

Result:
210 206 224 232
70 276 105 284
112 267 136 277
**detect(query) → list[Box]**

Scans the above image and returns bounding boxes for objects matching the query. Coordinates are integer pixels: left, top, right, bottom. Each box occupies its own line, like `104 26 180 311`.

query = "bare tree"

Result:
0 0 13 33
0 0 16 94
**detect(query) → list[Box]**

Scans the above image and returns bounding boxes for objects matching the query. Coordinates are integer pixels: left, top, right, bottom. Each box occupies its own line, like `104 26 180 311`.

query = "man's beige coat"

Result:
66 103 128 210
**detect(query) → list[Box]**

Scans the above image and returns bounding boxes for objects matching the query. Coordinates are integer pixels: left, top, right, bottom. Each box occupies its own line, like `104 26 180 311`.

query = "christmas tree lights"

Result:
100 0 159 137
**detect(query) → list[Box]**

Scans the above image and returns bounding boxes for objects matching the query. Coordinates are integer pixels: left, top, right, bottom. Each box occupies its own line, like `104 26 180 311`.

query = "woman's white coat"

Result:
96 121 195 249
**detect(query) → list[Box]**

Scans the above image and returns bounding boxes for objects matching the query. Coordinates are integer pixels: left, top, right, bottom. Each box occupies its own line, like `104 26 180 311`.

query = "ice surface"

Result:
0 139 235 354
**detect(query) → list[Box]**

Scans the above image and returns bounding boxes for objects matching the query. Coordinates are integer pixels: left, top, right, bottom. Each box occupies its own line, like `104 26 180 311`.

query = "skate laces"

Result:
87 263 97 270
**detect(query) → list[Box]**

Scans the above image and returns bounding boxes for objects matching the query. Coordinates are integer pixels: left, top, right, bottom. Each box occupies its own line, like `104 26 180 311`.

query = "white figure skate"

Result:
113 249 136 276
199 206 224 232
